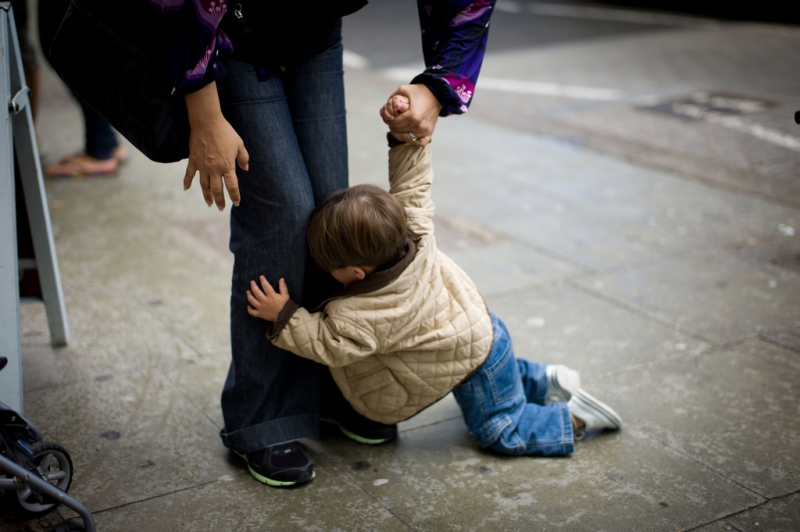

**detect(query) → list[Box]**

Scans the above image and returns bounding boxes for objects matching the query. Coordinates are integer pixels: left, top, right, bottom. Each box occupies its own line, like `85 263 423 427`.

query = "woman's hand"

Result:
246 276 290 322
183 81 249 210
380 84 443 146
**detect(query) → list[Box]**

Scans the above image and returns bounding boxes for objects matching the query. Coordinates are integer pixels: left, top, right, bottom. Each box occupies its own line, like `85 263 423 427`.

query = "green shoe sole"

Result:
320 417 392 445
234 450 315 487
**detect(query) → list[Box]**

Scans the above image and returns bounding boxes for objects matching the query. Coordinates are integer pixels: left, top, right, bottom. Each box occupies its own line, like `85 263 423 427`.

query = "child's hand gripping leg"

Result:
246 276 290 322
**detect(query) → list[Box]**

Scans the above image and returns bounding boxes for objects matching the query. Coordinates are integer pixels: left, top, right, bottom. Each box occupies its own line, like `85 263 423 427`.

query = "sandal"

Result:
44 153 118 178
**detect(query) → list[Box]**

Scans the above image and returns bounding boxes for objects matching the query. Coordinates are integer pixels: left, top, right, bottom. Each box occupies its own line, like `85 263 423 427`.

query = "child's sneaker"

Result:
545 364 581 403
567 389 623 439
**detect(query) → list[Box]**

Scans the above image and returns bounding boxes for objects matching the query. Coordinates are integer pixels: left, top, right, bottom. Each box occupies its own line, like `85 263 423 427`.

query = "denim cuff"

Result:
219 413 319 453
555 401 576 454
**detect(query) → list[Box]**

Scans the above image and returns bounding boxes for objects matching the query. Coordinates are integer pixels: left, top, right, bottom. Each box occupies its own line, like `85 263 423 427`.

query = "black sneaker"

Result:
320 415 398 444
235 443 314 487
320 407 398 445
320 371 398 444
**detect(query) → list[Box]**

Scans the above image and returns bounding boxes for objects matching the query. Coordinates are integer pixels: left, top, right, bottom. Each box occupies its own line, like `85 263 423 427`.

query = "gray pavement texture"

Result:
3 4 800 531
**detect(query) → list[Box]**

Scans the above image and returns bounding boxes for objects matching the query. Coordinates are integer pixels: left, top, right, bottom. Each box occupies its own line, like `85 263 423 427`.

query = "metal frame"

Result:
0 454 96 531
0 3 69 414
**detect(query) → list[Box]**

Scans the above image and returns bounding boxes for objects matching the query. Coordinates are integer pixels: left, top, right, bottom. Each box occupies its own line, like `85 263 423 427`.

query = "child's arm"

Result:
386 138 434 241
270 306 380 368
247 276 380 367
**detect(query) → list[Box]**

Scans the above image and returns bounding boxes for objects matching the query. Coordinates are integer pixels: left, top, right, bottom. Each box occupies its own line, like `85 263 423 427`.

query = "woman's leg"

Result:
281 37 396 440
282 37 350 305
453 313 574 456
219 57 326 455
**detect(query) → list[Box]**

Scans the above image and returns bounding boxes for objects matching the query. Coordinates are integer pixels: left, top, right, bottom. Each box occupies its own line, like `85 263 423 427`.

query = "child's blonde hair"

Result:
307 184 407 272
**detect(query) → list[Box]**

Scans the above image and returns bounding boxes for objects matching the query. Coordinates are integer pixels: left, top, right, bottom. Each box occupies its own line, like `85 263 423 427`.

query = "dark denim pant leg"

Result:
453 312 574 457
79 96 118 160
217 42 348 453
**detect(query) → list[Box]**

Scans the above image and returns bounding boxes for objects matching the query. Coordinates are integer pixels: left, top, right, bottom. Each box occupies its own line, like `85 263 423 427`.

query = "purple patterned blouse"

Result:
151 0 495 116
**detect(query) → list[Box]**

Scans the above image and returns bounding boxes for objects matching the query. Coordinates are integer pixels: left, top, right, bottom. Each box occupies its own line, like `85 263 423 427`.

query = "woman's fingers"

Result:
199 171 213 207
237 143 250 172
183 160 197 191
223 171 240 208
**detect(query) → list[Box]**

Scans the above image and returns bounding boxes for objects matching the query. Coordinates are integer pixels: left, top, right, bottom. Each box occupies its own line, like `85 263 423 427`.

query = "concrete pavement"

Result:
2 5 800 531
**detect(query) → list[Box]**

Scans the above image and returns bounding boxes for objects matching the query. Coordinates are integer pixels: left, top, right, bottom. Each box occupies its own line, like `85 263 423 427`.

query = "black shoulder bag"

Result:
48 0 190 163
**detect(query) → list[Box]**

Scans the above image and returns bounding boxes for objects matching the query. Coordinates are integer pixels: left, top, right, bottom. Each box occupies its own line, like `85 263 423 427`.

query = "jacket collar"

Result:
314 239 418 311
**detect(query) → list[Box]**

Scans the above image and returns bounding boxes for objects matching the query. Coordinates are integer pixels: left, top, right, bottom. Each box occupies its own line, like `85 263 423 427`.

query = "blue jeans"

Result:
453 313 574 456
218 39 351 453
79 97 118 160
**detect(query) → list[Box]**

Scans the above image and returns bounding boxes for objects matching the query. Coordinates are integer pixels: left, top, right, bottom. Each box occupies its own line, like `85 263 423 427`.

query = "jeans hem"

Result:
219 413 320 453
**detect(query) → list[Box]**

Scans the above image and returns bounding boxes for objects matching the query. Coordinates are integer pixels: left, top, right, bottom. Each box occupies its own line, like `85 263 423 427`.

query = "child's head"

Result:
307 184 407 275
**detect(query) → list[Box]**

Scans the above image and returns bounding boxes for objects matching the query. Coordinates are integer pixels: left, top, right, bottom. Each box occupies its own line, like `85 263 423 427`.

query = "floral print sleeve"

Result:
149 0 232 94
414 0 495 116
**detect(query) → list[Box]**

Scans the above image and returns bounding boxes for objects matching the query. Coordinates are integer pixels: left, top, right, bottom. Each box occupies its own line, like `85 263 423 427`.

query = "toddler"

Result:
247 96 621 464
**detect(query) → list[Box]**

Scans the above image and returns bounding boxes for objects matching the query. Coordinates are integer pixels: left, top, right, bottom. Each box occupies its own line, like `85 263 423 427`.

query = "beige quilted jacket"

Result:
268 144 494 424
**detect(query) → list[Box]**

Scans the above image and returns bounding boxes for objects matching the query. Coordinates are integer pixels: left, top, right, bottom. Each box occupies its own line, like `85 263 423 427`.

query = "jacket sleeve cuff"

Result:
387 132 406 148
411 72 468 117
266 299 301 340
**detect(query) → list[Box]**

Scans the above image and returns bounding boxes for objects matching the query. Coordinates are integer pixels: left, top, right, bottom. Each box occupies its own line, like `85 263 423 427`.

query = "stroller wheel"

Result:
8 441 73 515
49 519 85 531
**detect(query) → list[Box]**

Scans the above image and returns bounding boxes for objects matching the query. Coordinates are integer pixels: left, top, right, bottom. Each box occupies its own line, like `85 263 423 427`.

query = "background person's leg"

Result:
80 99 119 161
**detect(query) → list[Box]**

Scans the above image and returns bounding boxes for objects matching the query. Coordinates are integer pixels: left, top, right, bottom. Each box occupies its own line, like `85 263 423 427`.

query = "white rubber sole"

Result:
569 389 623 431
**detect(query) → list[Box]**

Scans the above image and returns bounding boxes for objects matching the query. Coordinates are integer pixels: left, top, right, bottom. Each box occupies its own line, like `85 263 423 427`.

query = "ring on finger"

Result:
408 132 418 143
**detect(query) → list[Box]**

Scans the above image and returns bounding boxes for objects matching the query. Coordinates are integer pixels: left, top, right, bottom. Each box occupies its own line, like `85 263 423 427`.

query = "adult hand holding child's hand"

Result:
247 276 290 322
381 84 442 146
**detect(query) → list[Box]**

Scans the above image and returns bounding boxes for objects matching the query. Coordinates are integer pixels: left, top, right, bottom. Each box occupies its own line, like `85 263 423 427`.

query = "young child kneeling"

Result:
246 98 622 458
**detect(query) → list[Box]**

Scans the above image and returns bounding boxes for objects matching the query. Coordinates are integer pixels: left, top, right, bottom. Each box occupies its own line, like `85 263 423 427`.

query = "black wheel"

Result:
7 441 73 515
49 520 85 531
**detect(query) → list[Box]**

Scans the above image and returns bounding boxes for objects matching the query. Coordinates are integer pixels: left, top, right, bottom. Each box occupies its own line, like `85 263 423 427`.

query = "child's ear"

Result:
353 266 367 280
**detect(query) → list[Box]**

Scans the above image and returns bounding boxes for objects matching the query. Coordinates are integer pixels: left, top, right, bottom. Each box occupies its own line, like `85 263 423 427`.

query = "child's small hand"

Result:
246 276 290 322
381 95 410 121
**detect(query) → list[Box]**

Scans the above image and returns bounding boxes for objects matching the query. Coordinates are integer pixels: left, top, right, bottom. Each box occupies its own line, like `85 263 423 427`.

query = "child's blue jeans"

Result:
453 312 575 456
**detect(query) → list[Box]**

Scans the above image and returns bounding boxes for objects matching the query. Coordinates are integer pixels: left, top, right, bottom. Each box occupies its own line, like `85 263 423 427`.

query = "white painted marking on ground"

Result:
479 77 622 100
495 0 720 29
343 49 370 70
671 104 800 152
383 68 622 101
526 317 546 327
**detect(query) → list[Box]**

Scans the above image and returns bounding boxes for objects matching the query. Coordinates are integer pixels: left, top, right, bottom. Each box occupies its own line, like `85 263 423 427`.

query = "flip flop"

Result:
55 145 129 165
43 153 118 178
